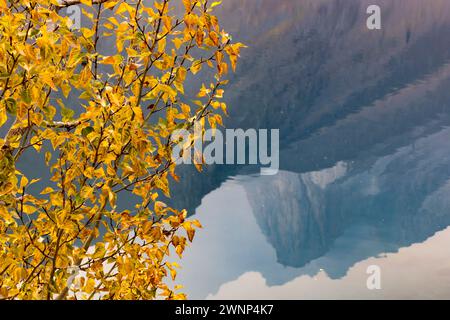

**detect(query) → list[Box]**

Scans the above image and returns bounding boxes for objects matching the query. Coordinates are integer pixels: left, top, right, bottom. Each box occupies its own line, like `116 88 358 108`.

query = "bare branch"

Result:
43 120 84 130
57 0 110 9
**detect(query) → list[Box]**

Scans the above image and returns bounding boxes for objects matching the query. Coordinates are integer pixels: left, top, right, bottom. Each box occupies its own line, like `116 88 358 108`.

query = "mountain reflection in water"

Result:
169 0 450 299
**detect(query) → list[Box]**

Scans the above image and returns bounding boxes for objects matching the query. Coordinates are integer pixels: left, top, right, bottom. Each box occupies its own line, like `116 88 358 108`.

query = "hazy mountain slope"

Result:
170 0 450 213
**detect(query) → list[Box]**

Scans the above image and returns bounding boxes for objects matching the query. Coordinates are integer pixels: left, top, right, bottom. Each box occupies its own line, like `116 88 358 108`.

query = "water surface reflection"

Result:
172 0 450 299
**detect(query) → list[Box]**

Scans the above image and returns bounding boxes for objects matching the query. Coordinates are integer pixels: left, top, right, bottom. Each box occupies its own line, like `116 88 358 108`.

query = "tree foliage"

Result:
0 0 243 299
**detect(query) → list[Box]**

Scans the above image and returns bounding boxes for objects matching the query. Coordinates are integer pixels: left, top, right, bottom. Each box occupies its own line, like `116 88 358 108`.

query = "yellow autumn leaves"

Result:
0 0 243 300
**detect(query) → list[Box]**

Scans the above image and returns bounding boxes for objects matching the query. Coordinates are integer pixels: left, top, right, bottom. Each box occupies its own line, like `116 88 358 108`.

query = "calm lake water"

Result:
169 0 450 299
